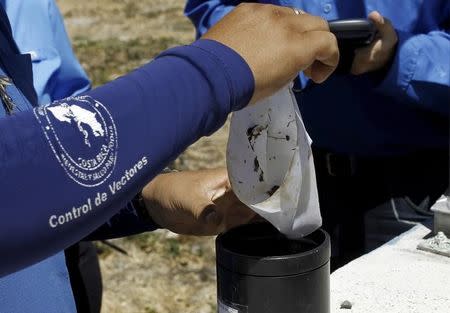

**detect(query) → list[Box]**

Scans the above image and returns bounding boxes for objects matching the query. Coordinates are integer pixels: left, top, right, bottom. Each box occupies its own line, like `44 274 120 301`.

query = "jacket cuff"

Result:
191 39 255 111
375 30 419 99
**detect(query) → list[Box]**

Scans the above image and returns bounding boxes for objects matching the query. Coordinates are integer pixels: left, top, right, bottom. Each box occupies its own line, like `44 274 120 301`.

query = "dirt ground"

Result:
56 0 229 312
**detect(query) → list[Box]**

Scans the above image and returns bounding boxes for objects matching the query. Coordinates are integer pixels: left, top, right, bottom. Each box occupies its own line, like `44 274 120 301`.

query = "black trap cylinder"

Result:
216 223 330 313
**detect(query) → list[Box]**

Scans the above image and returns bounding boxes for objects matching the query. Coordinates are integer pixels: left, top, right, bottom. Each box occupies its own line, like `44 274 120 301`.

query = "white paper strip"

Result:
227 86 321 238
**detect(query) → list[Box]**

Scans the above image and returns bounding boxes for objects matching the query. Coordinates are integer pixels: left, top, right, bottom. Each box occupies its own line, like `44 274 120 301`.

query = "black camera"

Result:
328 19 377 73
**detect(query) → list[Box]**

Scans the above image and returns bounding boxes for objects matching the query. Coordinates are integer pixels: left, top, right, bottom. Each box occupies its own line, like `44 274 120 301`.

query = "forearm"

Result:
0 39 254 277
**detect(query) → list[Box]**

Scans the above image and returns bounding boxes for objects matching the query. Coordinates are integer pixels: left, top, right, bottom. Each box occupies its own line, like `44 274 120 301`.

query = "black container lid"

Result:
216 223 330 277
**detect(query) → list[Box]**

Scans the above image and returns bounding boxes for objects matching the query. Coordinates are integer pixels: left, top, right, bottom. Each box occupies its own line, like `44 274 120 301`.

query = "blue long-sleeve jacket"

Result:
0 4 254 280
0 2 165 312
186 0 450 156
0 1 93 312
6 0 156 242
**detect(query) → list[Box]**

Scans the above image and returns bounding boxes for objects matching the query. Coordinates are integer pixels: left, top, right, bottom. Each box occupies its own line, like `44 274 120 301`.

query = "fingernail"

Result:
211 187 227 202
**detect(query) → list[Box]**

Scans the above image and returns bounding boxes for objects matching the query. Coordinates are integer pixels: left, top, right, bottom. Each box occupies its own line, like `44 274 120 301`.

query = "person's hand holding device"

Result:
328 11 398 74
351 11 398 75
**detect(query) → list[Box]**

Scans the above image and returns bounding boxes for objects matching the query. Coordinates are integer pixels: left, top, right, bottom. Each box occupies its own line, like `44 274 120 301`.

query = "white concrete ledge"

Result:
331 225 450 313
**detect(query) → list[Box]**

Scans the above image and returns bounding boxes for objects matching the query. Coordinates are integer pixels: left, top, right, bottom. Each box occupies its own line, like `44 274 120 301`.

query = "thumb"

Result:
368 11 391 37
205 185 227 225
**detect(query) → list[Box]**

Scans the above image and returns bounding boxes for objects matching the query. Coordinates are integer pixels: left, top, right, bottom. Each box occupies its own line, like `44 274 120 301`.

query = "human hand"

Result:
141 168 256 236
202 3 339 104
351 11 398 75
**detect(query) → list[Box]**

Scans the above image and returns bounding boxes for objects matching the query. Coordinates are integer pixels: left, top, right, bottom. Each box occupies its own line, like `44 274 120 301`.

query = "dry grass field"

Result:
56 0 230 312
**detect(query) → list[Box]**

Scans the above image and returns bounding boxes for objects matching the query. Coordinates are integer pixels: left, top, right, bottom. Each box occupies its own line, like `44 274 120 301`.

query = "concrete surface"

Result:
330 224 450 313
417 232 450 257
432 194 450 235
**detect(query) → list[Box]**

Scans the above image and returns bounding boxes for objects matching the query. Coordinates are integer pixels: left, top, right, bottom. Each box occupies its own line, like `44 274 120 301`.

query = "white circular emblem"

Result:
35 95 118 187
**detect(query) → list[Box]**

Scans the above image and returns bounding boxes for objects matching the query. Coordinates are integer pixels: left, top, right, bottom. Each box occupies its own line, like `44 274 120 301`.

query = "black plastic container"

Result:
216 223 330 313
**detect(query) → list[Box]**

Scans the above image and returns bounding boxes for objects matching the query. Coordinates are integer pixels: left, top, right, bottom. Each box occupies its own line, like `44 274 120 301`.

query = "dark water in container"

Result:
216 223 330 313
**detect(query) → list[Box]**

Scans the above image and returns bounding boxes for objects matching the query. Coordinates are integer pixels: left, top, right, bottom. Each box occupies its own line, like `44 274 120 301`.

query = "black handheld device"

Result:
329 19 377 46
328 19 377 73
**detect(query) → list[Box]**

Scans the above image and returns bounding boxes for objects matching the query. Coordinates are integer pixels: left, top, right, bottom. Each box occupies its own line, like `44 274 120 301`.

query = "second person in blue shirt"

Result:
185 0 450 268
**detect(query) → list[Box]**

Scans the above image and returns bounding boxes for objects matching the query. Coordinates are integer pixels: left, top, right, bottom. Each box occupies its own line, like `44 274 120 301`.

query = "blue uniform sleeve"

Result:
185 0 243 38
10 0 155 239
48 0 147 240
376 19 450 115
0 39 254 277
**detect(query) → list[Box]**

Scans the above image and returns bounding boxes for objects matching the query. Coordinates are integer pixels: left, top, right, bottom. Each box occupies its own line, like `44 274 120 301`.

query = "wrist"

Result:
370 38 399 84
132 191 154 225
139 170 176 225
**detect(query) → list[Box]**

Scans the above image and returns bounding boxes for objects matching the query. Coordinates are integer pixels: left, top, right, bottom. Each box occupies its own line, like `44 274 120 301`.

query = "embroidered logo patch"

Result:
35 95 118 187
